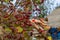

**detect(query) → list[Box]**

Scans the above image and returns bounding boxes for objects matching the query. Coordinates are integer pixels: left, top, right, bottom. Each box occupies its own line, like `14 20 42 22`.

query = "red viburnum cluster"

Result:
14 11 32 27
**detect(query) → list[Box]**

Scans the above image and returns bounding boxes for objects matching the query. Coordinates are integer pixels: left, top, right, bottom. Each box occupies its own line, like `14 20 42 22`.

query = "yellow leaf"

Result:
16 26 23 33
47 36 52 40
5 0 9 3
5 27 12 32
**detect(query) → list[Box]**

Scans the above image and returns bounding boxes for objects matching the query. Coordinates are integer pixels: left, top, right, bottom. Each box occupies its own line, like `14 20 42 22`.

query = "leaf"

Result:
5 0 9 3
5 27 12 32
36 0 40 4
47 36 52 40
16 26 23 33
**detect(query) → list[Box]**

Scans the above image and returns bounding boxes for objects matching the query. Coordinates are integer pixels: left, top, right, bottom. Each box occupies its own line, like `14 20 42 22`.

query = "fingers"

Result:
30 19 47 26
29 19 44 30
30 19 44 30
29 19 51 34
30 18 47 24
30 19 39 29
30 18 42 23
40 18 46 23
29 19 50 29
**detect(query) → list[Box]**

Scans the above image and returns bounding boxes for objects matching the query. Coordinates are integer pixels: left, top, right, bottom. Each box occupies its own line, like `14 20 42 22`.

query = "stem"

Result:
30 0 34 12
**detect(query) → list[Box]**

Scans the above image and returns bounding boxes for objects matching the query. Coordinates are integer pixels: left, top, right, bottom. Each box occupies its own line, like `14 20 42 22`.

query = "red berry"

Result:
28 12 31 14
32 19 35 22
29 23 32 26
15 15 19 18
3 15 9 18
39 29 44 33
17 18 23 21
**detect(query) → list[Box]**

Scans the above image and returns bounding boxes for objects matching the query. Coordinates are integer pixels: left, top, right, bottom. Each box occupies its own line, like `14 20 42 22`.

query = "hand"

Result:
29 18 47 28
29 18 51 33
29 18 44 32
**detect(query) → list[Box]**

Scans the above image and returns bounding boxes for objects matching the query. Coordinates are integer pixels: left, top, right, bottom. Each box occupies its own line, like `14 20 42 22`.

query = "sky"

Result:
44 0 60 15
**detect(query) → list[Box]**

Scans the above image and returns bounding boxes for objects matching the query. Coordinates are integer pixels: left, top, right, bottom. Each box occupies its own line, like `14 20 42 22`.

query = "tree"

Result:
0 0 47 40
